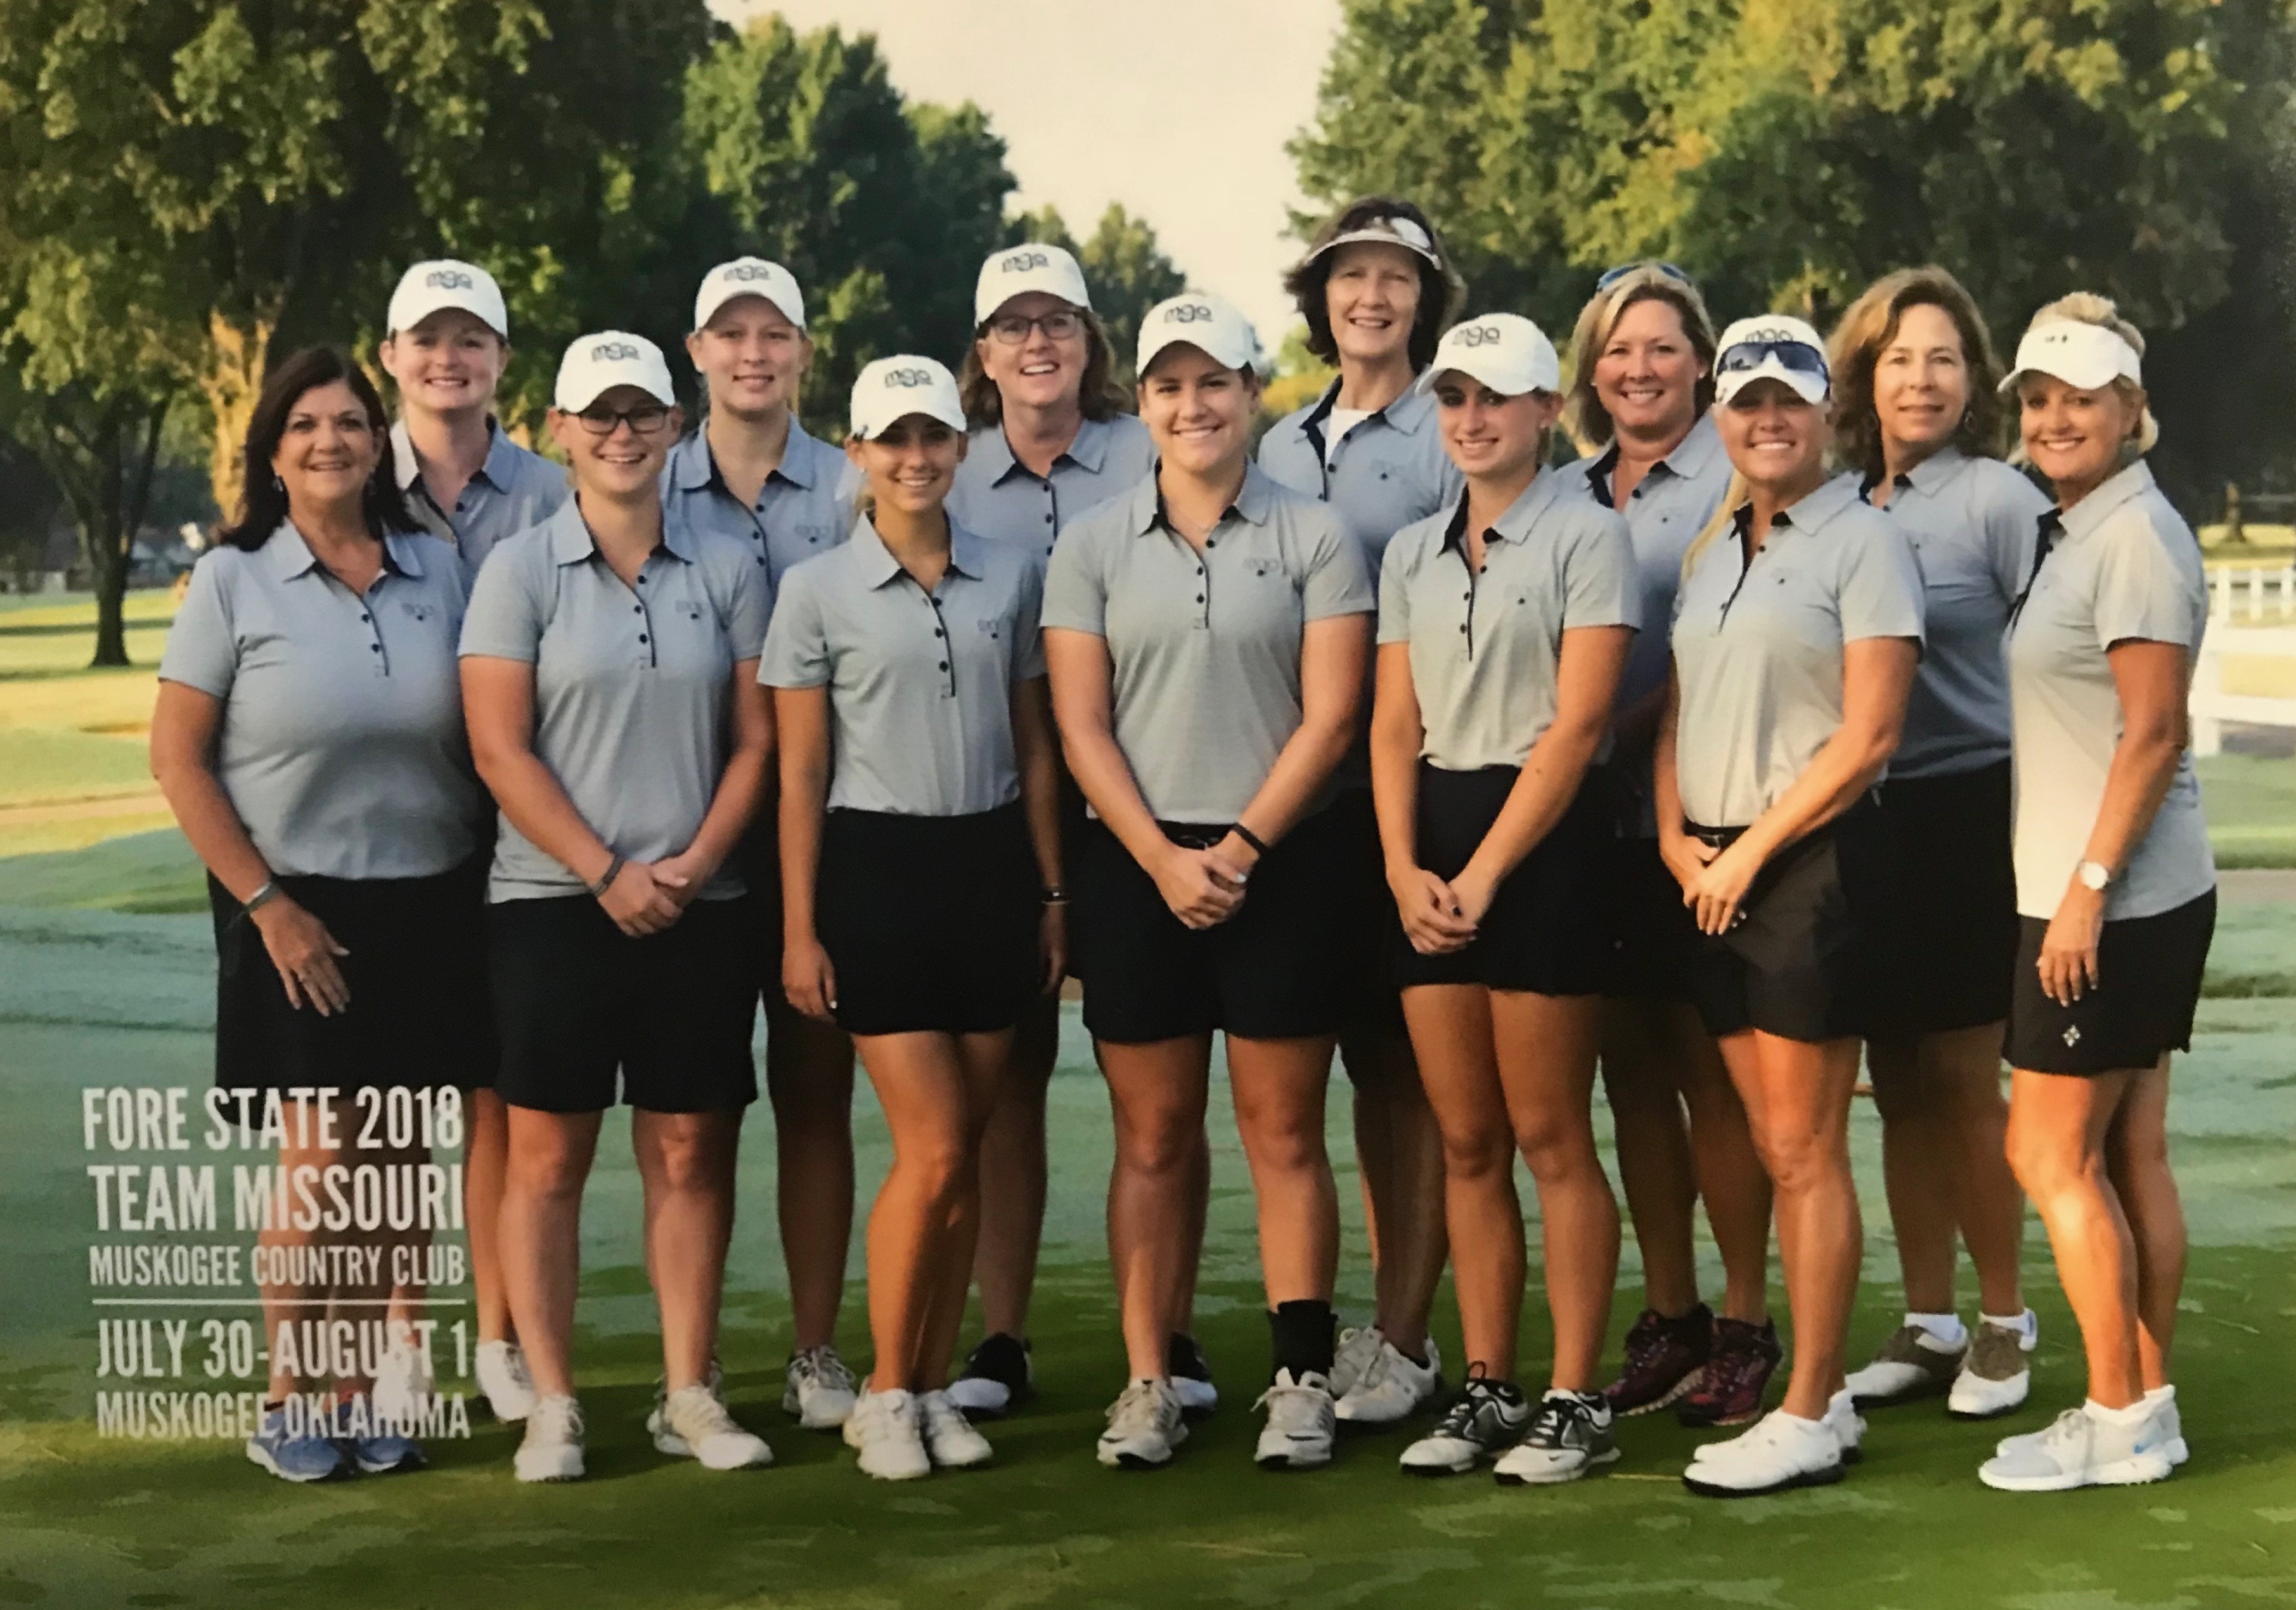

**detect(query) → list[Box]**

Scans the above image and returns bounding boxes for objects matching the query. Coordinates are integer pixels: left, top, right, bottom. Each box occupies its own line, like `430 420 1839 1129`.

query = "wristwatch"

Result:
2076 860 2115 892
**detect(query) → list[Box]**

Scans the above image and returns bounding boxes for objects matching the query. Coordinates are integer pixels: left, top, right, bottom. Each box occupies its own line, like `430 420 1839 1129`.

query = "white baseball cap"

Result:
387 260 508 340
555 332 676 413
850 355 966 441
1713 314 1831 405
974 243 1092 326
1999 319 2143 393
1305 212 1441 267
1136 292 1262 378
693 257 806 334
1418 312 1561 397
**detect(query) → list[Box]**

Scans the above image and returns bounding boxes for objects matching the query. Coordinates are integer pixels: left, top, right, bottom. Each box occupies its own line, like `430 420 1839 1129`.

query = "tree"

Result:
1004 202 1187 385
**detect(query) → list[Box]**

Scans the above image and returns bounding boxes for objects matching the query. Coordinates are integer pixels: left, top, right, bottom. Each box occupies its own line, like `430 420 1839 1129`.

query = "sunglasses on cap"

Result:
1596 261 1692 293
1715 338 1829 379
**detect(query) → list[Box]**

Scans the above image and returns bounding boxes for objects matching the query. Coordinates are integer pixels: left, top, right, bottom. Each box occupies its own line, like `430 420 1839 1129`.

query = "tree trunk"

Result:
84 401 171 669
202 309 276 529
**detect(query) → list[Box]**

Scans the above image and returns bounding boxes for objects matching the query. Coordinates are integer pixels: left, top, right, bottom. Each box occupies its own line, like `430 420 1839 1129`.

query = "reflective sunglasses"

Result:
1596 260 1693 293
1715 338 1829 380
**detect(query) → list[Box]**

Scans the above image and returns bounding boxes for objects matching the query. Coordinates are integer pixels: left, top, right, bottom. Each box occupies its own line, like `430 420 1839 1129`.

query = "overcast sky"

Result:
715 0 1343 344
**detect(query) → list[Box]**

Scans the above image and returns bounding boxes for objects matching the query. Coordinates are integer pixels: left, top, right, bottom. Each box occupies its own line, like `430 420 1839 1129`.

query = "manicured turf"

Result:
2 900 2294 1607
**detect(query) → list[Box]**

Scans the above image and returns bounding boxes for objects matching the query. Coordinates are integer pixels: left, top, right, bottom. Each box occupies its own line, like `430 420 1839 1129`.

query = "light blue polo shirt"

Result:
159 524 487 880
1854 448 2052 779
458 499 773 903
1258 379 1462 581
660 418 854 607
1670 477 1926 829
761 518 1045 817
1378 470 1639 771
390 420 568 583
947 414 1156 560
1578 413 1732 723
2007 461 2214 920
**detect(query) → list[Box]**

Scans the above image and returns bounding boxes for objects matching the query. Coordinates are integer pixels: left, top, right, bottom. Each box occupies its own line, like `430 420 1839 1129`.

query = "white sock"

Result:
1980 1308 2037 1349
2143 1384 2176 1405
2087 1396 2151 1427
1906 1311 1967 1351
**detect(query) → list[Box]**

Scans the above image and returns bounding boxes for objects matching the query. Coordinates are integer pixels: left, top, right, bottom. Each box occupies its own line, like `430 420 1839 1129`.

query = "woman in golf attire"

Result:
1259 199 1462 1426
460 333 775 1483
1829 268 2049 1422
378 259 570 1427
1043 293 1372 1472
1656 315 1924 1497
153 348 489 1483
943 243 1158 1419
664 257 861 1432
1977 299 2213 1493
768 355 1063 1481
1567 264 1777 1430
1369 315 1637 1483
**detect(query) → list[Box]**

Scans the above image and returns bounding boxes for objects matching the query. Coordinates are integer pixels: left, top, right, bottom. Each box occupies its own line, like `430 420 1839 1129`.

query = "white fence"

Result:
2192 622 2296 756
2210 562 2296 624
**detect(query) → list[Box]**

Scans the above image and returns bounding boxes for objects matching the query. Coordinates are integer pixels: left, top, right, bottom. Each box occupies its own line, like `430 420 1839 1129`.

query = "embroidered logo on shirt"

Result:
2062 1026 2082 1048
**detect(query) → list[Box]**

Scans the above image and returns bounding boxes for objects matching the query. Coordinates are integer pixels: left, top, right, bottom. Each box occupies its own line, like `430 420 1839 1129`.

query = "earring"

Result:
271 473 285 493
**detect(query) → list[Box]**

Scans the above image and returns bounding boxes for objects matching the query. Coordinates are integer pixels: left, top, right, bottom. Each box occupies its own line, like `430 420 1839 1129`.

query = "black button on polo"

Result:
638 574 647 583
1196 595 1204 603
370 643 380 652
937 660 948 671
1206 538 1216 548
1043 513 1054 524
633 605 642 614
933 627 944 638
359 612 370 622
638 633 649 643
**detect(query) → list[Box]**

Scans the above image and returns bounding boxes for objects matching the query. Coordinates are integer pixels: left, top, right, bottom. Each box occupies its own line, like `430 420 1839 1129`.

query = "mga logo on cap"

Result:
725 263 776 283
884 366 934 388
999 251 1050 273
426 269 474 290
1166 302 1213 325
1738 325 1798 345
590 340 642 363
1457 323 1505 347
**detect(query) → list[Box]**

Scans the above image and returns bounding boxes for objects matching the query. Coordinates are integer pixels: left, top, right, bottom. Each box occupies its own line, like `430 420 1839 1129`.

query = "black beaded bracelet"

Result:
1232 823 1270 857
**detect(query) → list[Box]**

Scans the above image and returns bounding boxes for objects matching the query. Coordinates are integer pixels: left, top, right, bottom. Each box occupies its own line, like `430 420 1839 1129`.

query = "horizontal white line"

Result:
90 1298 468 1307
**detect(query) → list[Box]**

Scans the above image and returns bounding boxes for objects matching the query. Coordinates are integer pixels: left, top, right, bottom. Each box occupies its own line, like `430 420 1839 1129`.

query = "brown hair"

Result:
958 304 1130 430
2011 291 2160 456
1828 266 2006 485
1561 264 1719 454
1283 196 1462 373
220 347 411 550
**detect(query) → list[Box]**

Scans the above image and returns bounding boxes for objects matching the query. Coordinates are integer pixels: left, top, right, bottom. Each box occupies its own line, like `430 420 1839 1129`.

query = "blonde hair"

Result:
1562 265 1720 454
1828 266 2007 484
2013 291 2160 456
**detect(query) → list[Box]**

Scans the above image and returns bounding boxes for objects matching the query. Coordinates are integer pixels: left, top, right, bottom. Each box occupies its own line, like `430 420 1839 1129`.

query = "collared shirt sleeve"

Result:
1013 550 1048 681
457 540 546 662
1039 524 1107 636
725 550 774 662
1376 530 1418 647
2093 514 2203 651
1301 511 1374 622
757 565 831 689
1563 514 1641 631
157 553 238 699
1838 520 1926 645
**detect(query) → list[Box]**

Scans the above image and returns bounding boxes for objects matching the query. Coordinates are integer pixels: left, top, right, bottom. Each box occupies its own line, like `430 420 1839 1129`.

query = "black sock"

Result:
1268 1299 1336 1380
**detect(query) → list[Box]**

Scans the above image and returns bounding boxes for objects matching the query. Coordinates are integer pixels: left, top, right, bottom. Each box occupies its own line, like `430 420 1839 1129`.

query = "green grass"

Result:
2196 754 2296 867
1 900 2295 1607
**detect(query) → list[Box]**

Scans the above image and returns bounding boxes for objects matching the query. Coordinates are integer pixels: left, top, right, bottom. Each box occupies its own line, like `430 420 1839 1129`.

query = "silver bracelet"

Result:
242 880 281 914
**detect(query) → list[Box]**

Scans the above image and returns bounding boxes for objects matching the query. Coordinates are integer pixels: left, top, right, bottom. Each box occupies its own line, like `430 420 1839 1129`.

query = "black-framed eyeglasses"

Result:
1596 261 1692 293
986 309 1084 345
574 404 672 435
1716 339 1829 380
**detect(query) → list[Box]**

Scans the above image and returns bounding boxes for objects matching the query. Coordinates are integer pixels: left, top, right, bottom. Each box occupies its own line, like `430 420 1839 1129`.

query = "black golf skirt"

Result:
1864 760 2019 1039
2006 889 2215 1075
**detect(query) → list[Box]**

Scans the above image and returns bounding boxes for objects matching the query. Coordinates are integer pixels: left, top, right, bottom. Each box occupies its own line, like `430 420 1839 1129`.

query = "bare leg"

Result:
631 1109 742 1391
1402 985 1524 1380
2006 1067 2144 1408
1100 1036 1213 1380
1340 1026 1446 1356
1871 1023 2022 1317
763 995 855 1354
2102 1060 2182 1393
1601 998 1700 1317
923 1033 1012 1390
1227 1034 1341 1308
1718 1031 1862 1420
972 995 1056 1340
498 1107 605 1400
463 1086 514 1344
1492 991 1616 1393
1868 1035 1961 1315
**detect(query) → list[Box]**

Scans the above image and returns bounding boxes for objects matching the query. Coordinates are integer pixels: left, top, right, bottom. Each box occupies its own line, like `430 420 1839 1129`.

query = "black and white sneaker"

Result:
946 1333 1034 1419
1399 1374 1530 1476
1168 1332 1218 1419
1493 1390 1620 1485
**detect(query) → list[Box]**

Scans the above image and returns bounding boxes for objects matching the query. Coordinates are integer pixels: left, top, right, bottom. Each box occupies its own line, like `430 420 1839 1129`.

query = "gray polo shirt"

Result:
1578 413 1732 722
1258 380 1462 581
1856 448 2051 779
947 414 1157 560
761 517 1045 817
458 499 773 903
660 418 854 609
159 524 487 880
1670 476 1926 828
1041 465 1374 824
390 420 569 583
2006 461 2213 920
1379 471 1639 771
